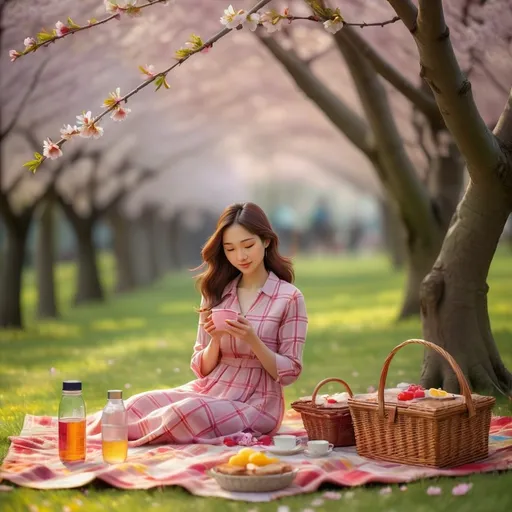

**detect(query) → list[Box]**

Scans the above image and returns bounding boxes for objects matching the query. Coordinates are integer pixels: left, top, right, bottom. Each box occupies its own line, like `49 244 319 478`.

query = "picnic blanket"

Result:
1 410 512 502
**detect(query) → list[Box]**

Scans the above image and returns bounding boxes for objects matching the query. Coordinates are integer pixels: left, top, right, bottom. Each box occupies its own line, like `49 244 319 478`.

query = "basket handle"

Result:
311 378 353 408
377 339 475 418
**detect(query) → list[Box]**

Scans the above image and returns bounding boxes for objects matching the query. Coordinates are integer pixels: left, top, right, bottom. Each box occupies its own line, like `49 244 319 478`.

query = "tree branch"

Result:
387 0 503 177
386 0 418 31
333 29 439 244
494 89 512 146
256 33 376 157
341 27 442 126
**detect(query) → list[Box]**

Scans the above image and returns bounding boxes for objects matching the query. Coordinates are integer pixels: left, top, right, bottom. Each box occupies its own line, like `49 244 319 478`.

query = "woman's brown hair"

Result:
195 202 294 309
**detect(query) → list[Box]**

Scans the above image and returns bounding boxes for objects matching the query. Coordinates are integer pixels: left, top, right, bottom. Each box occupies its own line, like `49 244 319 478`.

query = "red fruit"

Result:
398 391 414 401
407 384 418 392
326 398 337 404
414 390 425 398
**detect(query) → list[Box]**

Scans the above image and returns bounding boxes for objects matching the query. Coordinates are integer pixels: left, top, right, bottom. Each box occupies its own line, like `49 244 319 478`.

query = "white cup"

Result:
307 440 333 456
273 435 299 451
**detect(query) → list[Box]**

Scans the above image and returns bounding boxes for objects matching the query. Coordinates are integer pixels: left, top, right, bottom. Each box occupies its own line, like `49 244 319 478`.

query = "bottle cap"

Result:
62 380 82 391
108 390 123 399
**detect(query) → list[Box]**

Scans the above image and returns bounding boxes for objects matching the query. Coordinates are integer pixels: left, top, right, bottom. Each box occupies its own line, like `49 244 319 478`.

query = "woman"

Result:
91 202 308 446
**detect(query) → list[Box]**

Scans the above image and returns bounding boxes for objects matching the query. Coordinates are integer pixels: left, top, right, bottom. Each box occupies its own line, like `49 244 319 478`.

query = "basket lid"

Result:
348 391 495 418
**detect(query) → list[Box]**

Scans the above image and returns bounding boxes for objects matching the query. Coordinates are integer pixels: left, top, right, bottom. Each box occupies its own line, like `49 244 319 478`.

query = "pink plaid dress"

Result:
87 272 308 446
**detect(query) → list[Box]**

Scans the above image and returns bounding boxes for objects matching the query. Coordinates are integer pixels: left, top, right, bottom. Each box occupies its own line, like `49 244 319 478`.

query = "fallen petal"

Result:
427 486 442 495
323 491 342 500
452 483 473 496
379 486 392 496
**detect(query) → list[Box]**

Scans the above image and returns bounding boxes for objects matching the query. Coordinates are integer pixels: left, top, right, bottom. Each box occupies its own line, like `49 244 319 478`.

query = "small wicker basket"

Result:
291 377 355 447
348 339 496 468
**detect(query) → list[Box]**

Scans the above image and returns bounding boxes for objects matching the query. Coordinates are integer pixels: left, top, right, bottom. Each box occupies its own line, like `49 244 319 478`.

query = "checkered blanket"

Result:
1 411 511 502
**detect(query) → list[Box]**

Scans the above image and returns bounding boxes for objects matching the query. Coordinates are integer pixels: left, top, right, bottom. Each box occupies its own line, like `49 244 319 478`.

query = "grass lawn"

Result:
1 251 512 512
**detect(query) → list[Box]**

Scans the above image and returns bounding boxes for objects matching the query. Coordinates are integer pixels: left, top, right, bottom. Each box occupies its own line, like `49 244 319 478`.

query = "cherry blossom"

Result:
324 18 343 34
60 124 79 140
140 64 156 79
245 13 261 32
220 5 247 30
77 111 104 139
42 138 62 160
9 49 21 62
23 37 36 49
55 21 70 37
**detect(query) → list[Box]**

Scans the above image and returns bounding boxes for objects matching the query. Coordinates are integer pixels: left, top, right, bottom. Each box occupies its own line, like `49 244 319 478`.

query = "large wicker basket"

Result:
291 377 355 447
348 339 496 468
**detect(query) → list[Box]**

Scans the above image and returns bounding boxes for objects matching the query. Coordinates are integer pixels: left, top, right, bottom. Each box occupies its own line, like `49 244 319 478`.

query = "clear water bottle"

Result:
101 390 128 464
58 380 86 463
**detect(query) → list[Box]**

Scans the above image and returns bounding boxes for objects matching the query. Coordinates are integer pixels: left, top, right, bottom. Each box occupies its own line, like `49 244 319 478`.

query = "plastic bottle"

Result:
58 380 86 463
101 389 128 464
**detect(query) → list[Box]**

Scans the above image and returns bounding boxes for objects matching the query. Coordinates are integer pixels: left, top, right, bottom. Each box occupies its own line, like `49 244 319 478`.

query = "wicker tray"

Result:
291 377 355 447
348 339 496 468
208 468 298 492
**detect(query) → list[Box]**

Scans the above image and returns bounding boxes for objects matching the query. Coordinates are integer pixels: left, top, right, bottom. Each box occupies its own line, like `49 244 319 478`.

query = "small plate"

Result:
426 393 456 400
266 445 305 456
304 447 333 458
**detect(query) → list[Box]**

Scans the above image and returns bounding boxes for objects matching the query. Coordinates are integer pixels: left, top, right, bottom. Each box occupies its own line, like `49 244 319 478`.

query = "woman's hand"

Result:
204 314 223 342
225 316 258 345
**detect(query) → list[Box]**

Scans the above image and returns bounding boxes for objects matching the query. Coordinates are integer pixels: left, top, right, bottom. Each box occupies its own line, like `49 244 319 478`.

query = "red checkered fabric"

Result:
87 272 308 446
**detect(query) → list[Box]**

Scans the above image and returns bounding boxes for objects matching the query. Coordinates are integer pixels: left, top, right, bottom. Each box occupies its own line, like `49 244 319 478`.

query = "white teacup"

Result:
307 440 334 456
272 435 300 451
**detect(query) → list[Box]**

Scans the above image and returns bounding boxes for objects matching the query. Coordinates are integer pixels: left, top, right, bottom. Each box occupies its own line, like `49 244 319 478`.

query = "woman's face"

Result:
222 223 267 275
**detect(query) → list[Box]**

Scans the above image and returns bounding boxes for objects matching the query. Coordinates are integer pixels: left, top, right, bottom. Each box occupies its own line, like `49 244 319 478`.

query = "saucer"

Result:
266 445 305 456
304 447 333 458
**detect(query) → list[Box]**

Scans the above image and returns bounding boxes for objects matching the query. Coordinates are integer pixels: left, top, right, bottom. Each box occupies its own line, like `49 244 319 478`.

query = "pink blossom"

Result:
452 483 473 496
24 37 36 48
426 486 442 495
379 486 392 496
399 485 408 491
42 138 62 160
110 106 131 122
310 498 324 506
140 64 156 79
55 21 70 37
60 124 78 140
104 1 121 14
77 111 103 139
9 49 21 62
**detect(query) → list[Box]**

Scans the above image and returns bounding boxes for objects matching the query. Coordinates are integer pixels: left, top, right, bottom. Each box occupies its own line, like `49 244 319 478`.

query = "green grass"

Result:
1 251 512 512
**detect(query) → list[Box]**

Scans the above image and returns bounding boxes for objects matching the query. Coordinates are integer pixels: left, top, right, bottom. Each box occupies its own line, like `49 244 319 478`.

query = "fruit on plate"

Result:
428 388 449 398
227 448 278 467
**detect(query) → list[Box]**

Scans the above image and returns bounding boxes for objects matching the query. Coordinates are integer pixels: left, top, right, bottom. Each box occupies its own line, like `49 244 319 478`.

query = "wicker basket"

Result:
348 339 496 468
208 468 298 492
291 377 355 447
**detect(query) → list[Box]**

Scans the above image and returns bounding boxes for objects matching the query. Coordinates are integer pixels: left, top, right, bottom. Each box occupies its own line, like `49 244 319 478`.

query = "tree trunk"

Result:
74 220 104 304
420 182 512 394
108 208 136 293
141 207 160 282
36 197 59 318
400 232 442 319
379 196 406 270
0 217 30 328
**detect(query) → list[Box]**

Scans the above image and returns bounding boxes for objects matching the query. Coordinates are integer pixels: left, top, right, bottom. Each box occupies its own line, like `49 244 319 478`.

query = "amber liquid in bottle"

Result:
58 418 86 462
102 438 128 464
